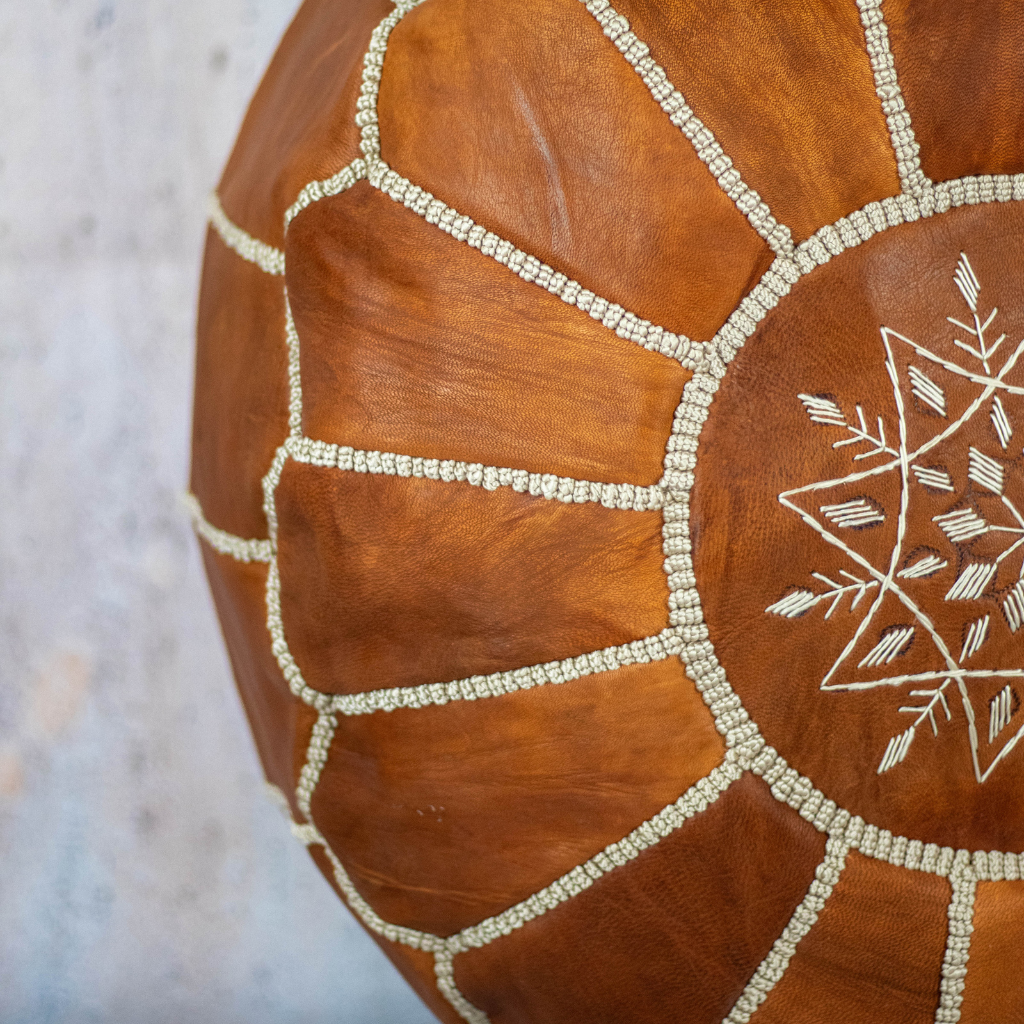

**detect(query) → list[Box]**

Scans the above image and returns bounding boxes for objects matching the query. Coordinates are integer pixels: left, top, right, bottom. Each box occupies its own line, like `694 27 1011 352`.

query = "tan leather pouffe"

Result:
188 2 1024 1020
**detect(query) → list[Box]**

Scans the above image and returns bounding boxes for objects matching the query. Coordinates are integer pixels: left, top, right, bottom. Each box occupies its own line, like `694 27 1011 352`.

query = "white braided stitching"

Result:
857 0 930 197
207 192 286 274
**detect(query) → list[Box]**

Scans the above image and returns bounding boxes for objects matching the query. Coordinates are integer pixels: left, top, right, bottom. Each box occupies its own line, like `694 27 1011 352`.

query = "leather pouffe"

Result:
189 2 1024 1021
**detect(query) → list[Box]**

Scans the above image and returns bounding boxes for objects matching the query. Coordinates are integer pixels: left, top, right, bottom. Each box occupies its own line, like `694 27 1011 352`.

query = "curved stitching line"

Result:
207 193 285 274
183 493 273 563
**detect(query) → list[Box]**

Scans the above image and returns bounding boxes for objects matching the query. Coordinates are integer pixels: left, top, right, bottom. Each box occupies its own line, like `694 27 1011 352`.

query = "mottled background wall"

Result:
0 2 434 1020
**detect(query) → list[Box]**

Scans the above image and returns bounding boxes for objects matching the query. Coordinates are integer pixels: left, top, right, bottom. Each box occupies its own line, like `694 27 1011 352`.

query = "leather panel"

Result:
887 0 1024 184
617 0 899 242
191 228 288 540
310 658 724 934
286 181 688 485
754 851 949 1024
452 774 825 1024
274 448 670 695
218 0 391 247
378 0 774 340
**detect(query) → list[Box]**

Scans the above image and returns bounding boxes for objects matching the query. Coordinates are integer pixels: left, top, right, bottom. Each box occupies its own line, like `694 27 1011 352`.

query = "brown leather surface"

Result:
217 0 391 248
190 228 288 540
378 0 774 341
888 0 1024 184
306 844 467 1024
193 1 1024 1019
755 852 949 1023
275 459 669 694
694 201 1024 850
286 182 687 485
958 880 1024 1023
452 774 825 1024
199 542 304 817
310 658 724 935
617 0 899 243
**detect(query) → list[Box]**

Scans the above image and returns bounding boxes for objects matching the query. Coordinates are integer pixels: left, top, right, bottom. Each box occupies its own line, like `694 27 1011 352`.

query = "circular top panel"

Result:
694 200 1024 851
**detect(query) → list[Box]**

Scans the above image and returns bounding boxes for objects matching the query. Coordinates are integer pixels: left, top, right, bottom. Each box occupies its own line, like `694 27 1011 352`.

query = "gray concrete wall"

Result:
0 2 436 1020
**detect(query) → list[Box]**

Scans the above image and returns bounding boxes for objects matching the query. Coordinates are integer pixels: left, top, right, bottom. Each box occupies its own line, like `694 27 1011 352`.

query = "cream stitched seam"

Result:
327 628 686 716
286 434 665 511
284 157 368 230
856 0 930 197
442 757 743 955
364 158 702 368
578 0 794 258
207 192 286 274
935 864 977 1024
723 836 850 1024
182 493 273 563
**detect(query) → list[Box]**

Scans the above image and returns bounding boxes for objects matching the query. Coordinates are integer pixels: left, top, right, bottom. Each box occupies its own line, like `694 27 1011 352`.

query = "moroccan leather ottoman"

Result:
188 1 1024 1020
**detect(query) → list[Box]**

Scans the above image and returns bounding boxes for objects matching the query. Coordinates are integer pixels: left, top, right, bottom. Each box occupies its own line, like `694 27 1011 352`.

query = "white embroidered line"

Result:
945 563 996 602
934 509 988 544
181 492 273 563
856 0 929 197
328 629 684 716
912 465 955 492
989 684 1013 743
991 397 1013 448
935 865 977 1023
579 0 793 257
207 193 286 275
1004 582 1024 632
286 435 665 511
820 498 885 529
722 836 850 1024
909 365 947 416
967 447 1003 494
898 553 947 579
858 626 914 668
959 616 990 662
954 252 982 312
434 951 489 1024
799 393 846 427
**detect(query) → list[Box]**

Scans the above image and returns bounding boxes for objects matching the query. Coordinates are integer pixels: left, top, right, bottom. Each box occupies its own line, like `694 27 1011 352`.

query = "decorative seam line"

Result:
292 820 448 952
284 157 368 230
365 159 702 369
182 493 273 563
207 193 286 274
856 0 930 197
935 866 977 1023
326 628 685 716
723 837 850 1023
286 434 665 511
578 0 794 257
446 757 743 954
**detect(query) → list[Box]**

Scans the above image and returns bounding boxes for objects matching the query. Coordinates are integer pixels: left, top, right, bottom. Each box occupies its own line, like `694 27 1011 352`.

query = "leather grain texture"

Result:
191 0 1024 1019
